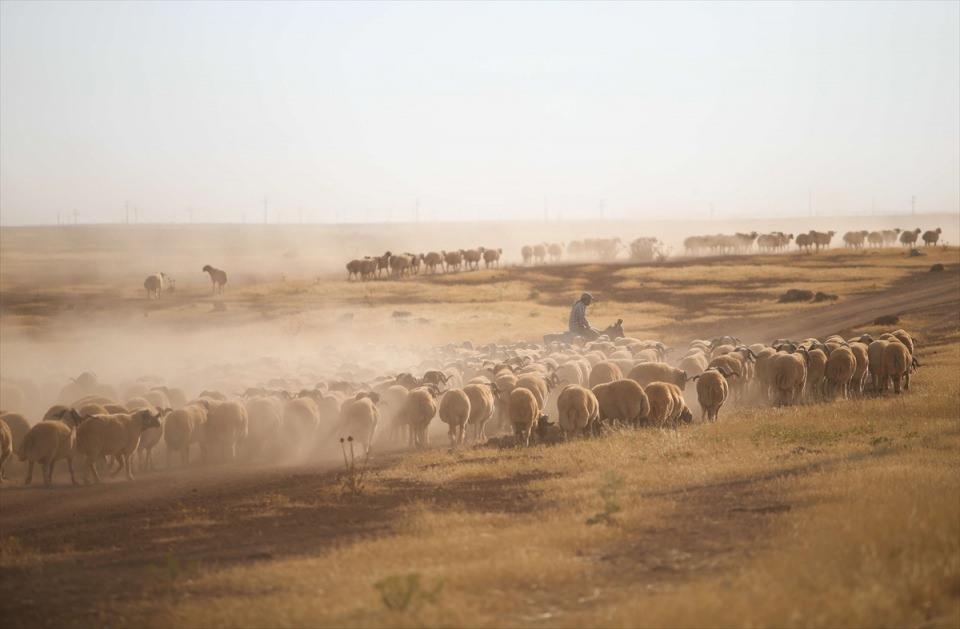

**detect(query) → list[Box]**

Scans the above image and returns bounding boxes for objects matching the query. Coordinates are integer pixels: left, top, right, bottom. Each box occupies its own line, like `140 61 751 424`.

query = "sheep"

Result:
389 253 411 278
588 361 623 388
824 346 856 400
769 352 807 406
338 393 380 455
867 340 890 392
202 264 228 294
881 341 913 394
483 248 502 268
899 228 922 247
163 404 208 467
399 386 439 448
17 408 84 486
1 412 31 454
891 329 916 355
678 353 708 376
346 259 363 280
556 385 599 438
442 250 464 273
508 387 541 446
0 417 12 481
643 382 692 427
591 379 649 427
144 272 173 299
76 409 163 482
849 342 870 396
516 373 556 409
462 248 483 271
381 384 410 443
533 244 547 264
438 389 471 446
693 367 733 422
521 245 533 265
463 383 497 443
547 243 564 262
867 231 884 247
243 396 284 460
136 408 169 472
803 347 828 399
795 233 814 252
922 227 942 246
202 401 248 462
282 397 320 451
628 362 687 389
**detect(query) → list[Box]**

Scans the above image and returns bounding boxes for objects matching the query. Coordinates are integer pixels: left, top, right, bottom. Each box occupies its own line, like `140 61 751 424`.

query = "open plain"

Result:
1 222 958 628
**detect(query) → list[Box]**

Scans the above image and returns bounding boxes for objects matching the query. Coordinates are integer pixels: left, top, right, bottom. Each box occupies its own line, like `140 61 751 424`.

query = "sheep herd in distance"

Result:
338 226 943 282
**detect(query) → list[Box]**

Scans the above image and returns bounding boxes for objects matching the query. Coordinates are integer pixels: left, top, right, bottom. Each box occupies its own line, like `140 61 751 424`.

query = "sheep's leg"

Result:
24 461 34 485
45 460 56 487
66 457 78 485
124 454 134 480
0 451 8 481
90 456 102 484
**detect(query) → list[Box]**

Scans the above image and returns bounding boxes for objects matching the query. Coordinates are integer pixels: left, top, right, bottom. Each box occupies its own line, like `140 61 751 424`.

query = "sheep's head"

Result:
136 408 163 429
73 372 98 388
678 407 694 424
202 264 212 272
57 407 86 427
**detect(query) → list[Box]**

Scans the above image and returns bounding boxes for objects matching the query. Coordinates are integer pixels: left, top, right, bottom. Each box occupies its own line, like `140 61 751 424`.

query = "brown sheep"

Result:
399 386 439 448
0 417 12 481
644 382 691 427
628 362 688 389
693 367 733 422
881 342 913 394
17 408 84 486
591 379 649 426
824 346 856 400
508 387 541 447
438 389 471 446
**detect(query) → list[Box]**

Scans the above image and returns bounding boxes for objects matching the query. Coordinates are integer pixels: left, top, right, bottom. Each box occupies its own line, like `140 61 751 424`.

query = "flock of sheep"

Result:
346 248 503 280
143 265 227 299
0 323 920 486
685 227 943 256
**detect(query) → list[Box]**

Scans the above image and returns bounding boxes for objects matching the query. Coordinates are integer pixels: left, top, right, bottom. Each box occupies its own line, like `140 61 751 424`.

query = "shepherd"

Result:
569 292 600 340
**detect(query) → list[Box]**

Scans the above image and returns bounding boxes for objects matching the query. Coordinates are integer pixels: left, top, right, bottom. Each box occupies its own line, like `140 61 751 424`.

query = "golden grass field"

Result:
0 225 958 628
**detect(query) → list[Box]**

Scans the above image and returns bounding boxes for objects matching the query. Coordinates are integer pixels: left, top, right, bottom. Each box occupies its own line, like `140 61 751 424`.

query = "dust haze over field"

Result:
2 1 960 628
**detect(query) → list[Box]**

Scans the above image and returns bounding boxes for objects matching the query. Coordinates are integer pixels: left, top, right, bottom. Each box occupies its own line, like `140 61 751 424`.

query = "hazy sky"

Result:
1 1 958 225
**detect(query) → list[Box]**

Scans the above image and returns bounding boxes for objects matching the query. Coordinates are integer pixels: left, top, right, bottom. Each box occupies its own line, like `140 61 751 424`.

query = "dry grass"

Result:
111 327 960 628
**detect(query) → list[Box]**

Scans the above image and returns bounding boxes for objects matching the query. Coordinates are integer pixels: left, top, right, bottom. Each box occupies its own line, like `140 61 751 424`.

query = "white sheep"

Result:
76 409 163 482
163 404 208 467
399 386 439 448
338 393 380 455
881 341 913 394
201 400 248 462
588 361 622 388
463 383 497 443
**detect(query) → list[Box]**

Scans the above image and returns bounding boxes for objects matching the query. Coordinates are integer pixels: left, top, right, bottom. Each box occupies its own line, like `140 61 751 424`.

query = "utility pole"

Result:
57 211 61 226
911 195 916 215
808 190 813 217
125 201 129 224
543 196 548 223
414 197 420 223
73 209 78 225
263 197 268 224
187 207 194 223
710 203 715 220
599 199 605 221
